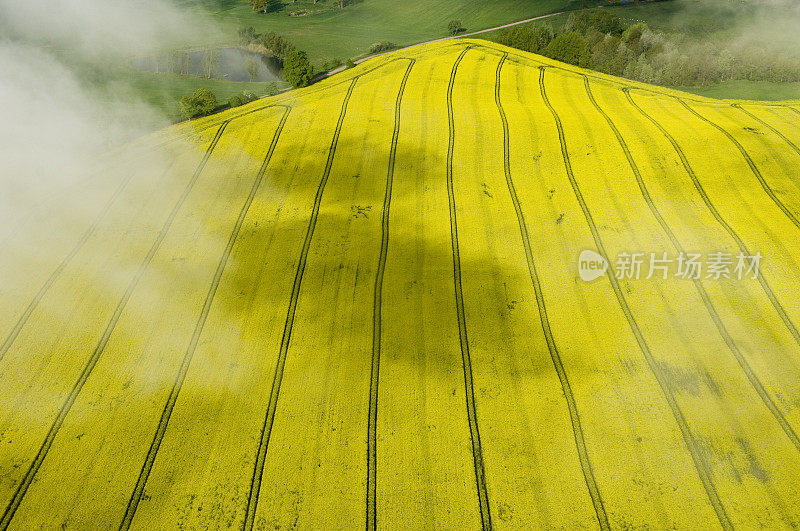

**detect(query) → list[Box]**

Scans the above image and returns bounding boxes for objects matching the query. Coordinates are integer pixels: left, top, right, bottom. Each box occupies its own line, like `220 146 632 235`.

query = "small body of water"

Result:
131 47 282 82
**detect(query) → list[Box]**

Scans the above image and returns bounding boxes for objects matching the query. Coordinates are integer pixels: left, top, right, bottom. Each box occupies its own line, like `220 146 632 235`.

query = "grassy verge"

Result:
125 70 288 122
674 81 800 102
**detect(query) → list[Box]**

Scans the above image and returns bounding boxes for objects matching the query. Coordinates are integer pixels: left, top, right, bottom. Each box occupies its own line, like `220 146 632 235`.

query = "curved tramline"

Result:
366 59 415 531
538 65 733 529
675 99 800 232
0 119 233 529
732 104 800 159
242 79 358 530
445 47 492 531
120 105 292 530
2 39 800 529
582 80 800 457
495 54 609 530
622 90 800 346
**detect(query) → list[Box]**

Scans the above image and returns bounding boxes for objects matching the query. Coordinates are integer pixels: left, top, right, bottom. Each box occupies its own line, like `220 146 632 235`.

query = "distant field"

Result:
178 0 581 64
122 0 798 119
126 69 285 124
116 0 580 120
609 0 741 34
678 80 800 102
2 39 800 528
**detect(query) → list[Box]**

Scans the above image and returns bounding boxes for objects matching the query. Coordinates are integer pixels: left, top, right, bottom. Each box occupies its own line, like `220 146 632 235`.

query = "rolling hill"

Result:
2 39 800 529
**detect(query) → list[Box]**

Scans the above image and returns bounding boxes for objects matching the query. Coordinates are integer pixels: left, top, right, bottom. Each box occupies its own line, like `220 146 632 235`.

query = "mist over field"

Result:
670 0 800 44
654 0 800 57
0 0 220 239
537 0 800 90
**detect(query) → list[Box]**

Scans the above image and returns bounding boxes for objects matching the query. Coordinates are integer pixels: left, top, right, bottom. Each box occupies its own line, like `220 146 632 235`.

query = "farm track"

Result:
623 89 800 351
242 77 359 531
494 54 609 530
120 105 292 530
3 40 800 528
445 47 492 530
424 40 800 110
0 119 233 530
674 99 800 232
733 104 800 158
0 164 147 365
366 59 415 531
585 80 800 455
538 66 733 529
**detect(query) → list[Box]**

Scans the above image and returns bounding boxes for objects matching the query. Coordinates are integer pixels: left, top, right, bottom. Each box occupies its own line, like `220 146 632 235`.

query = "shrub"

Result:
265 81 280 96
238 26 257 45
321 58 343 71
369 42 397 54
179 88 218 119
228 91 257 108
448 20 464 36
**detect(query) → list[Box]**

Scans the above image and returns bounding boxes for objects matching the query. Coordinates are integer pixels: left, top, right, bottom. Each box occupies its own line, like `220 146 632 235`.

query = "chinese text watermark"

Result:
579 250 761 282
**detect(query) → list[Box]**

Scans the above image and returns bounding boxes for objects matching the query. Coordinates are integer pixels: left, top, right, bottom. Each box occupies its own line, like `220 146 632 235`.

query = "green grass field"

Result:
178 0 581 64
104 0 581 122
127 70 285 124
115 0 798 121
677 81 800 102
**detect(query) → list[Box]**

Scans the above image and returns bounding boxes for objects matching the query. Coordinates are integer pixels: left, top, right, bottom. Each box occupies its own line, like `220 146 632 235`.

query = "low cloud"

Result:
0 0 221 239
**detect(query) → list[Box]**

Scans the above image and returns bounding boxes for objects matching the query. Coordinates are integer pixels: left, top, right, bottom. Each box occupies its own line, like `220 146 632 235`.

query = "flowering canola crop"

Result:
1 39 800 529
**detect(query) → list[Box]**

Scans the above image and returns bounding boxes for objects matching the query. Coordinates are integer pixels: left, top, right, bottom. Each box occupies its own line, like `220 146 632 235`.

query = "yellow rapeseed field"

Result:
1 39 800 529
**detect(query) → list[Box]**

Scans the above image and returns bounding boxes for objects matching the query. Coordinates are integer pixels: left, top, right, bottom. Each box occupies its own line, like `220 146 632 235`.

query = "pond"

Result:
131 47 283 82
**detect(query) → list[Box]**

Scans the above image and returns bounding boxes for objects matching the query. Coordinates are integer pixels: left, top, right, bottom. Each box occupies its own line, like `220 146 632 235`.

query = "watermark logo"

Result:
578 249 608 281
578 250 762 282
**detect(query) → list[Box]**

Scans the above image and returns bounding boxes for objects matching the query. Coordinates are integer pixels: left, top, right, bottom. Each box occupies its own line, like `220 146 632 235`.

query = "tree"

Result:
621 22 648 46
448 20 464 35
179 88 218 119
529 24 554 53
283 50 314 87
563 10 592 33
498 24 553 54
591 34 621 71
544 31 592 68
564 8 622 35
590 9 623 35
260 32 294 59
245 59 260 81
201 49 220 78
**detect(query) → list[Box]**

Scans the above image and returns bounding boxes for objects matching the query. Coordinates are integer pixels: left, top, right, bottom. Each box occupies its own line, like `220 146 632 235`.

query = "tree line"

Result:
498 8 800 87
